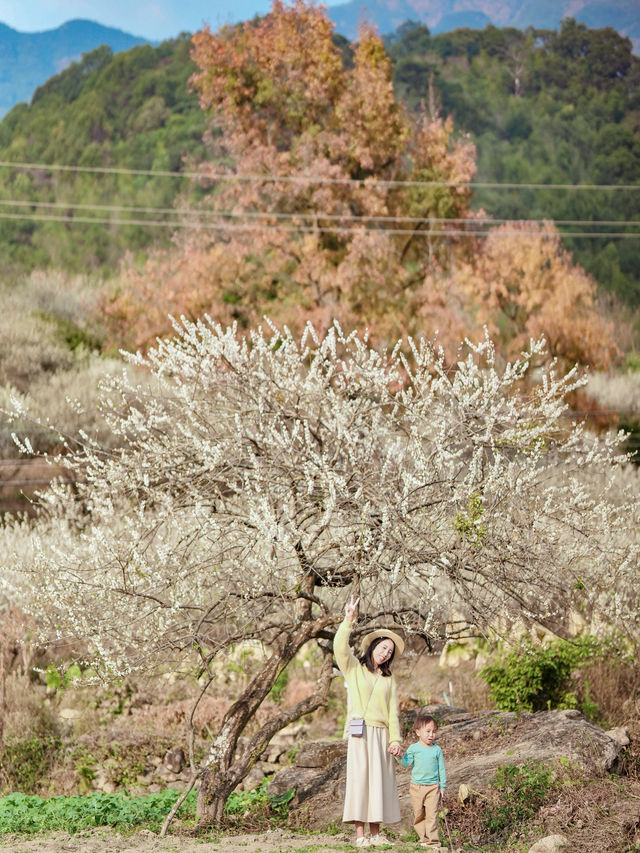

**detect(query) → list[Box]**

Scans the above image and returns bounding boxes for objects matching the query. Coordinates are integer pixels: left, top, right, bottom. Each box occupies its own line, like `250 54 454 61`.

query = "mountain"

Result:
328 0 640 51
0 19 152 117
0 36 206 274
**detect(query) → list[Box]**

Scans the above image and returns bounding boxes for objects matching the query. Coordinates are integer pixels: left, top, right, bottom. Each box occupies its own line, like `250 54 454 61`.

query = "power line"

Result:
0 159 639 191
0 198 638 229
0 208 637 238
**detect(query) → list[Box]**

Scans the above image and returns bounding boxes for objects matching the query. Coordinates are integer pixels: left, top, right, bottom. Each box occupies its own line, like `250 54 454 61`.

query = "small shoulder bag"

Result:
349 672 379 737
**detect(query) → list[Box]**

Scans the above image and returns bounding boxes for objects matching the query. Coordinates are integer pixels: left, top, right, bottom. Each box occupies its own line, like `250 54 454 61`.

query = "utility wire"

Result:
0 208 637 238
0 198 638 229
0 159 639 191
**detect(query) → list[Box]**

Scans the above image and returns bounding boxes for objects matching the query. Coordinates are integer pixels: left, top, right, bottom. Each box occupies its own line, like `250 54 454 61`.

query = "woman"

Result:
335 594 404 848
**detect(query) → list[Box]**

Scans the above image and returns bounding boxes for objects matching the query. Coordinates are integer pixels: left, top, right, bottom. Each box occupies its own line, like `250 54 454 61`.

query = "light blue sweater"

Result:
396 742 446 789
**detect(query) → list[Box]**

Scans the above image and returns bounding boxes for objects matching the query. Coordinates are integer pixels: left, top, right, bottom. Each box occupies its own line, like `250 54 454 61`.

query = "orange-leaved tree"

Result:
103 0 477 351
454 221 622 369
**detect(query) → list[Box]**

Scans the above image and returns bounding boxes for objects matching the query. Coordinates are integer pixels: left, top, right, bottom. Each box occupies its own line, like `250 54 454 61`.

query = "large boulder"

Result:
268 739 346 805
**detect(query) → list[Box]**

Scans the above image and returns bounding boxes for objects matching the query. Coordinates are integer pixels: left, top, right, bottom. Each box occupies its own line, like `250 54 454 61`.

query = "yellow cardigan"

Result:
334 617 401 745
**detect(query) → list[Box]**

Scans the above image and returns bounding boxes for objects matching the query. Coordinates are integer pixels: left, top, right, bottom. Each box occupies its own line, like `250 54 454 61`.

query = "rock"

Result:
155 765 179 782
528 834 568 853
258 760 281 774
93 769 116 794
238 766 265 791
59 708 81 720
164 747 185 774
403 705 475 730
136 771 154 785
294 739 346 768
606 726 631 747
457 783 471 804
265 746 287 764
269 750 347 805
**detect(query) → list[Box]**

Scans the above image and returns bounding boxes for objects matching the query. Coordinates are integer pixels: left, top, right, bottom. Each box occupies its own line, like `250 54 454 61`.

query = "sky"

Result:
0 0 343 40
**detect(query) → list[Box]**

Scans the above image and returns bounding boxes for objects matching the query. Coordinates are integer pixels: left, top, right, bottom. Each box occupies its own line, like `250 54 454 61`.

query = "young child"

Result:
395 714 446 851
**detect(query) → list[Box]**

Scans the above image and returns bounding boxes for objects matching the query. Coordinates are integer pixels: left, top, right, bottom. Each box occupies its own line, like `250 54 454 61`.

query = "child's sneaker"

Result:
369 835 392 847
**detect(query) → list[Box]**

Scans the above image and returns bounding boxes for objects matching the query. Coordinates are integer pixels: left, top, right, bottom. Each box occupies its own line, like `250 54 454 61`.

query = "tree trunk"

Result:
195 619 334 826
197 772 237 825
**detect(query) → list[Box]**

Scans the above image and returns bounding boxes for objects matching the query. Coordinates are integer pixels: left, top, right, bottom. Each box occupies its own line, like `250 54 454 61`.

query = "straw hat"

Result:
360 628 405 656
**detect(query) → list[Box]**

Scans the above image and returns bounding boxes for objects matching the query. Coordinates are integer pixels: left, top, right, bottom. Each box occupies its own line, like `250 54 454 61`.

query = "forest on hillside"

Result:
0 17 637 308
387 18 640 307
0 36 206 273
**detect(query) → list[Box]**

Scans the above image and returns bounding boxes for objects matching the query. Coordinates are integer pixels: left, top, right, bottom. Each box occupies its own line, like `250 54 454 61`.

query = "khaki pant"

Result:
409 782 440 845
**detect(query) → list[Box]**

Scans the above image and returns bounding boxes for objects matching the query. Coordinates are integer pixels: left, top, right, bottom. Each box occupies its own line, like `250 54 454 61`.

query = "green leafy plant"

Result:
0 789 197 834
479 635 600 713
453 492 487 546
225 780 295 820
269 667 290 704
485 761 556 834
45 663 83 692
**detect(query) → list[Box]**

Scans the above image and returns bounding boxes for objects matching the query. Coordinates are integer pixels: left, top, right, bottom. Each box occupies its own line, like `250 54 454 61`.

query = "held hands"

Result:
344 594 360 623
388 743 403 758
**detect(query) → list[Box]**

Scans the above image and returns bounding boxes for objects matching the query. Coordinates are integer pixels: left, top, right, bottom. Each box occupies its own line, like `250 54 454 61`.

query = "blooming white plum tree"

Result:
1 319 639 825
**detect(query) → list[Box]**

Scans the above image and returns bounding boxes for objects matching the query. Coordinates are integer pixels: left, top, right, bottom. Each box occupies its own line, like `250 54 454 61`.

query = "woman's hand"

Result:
388 743 403 757
344 594 359 622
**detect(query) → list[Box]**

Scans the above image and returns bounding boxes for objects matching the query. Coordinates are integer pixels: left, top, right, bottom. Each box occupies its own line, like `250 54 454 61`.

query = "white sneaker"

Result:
369 835 392 847
355 837 370 848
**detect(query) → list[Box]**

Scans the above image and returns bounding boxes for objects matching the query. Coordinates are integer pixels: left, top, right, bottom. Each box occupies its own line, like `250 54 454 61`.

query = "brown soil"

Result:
0 828 415 853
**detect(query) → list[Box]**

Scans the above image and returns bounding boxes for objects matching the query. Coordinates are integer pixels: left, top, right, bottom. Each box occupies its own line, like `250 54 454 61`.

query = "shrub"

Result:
479 635 601 714
0 735 61 795
0 674 62 795
484 761 556 834
225 780 295 822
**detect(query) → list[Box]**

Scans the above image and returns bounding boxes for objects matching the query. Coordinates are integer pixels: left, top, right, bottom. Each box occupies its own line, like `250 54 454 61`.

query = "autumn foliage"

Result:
103 0 623 370
451 221 621 368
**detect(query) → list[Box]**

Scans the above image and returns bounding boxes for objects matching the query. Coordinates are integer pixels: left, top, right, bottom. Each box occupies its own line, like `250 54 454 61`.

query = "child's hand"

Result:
344 594 359 622
388 743 403 757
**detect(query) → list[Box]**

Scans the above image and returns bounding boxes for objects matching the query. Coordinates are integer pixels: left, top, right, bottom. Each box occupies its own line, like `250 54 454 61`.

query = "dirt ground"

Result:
0 828 435 853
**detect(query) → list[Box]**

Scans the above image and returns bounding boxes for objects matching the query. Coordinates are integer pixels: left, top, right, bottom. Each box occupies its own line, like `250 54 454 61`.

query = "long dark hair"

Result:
358 636 395 677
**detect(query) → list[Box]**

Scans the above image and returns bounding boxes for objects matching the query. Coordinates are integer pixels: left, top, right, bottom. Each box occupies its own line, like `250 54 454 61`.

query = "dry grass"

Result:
576 658 640 728
399 651 492 713
446 767 640 853
585 370 640 416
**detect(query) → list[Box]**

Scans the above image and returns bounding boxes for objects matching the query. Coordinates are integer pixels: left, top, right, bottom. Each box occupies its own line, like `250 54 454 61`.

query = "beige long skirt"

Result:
342 724 401 825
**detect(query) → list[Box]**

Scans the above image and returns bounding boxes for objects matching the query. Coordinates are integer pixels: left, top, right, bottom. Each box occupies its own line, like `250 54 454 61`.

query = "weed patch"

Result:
0 735 61 794
484 761 557 834
0 789 197 834
225 780 295 828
